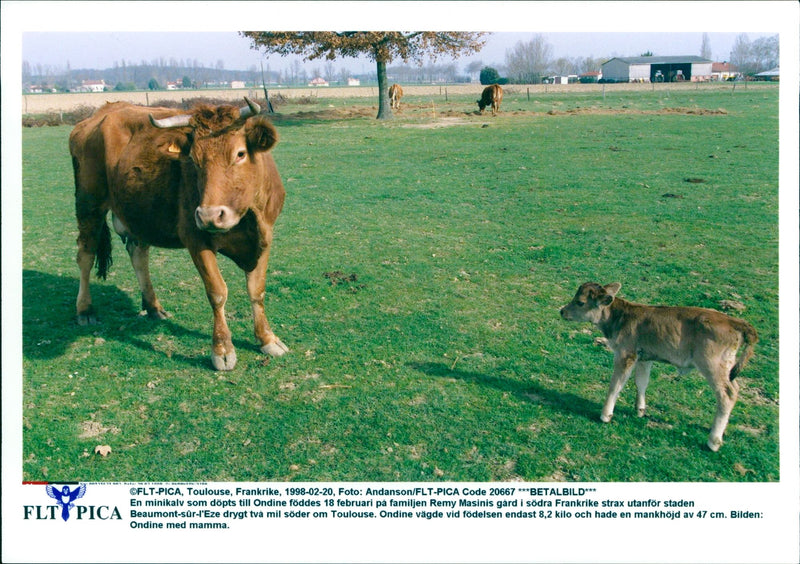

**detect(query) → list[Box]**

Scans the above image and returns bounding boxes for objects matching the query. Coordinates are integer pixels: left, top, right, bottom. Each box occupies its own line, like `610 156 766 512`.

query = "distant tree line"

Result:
23 56 479 94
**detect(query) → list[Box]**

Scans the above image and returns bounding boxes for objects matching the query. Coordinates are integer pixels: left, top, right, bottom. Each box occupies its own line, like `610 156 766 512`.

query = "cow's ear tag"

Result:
167 142 181 154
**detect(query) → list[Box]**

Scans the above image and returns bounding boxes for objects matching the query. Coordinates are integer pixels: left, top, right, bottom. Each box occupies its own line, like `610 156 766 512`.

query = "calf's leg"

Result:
634 361 653 417
601 353 637 422
703 366 740 452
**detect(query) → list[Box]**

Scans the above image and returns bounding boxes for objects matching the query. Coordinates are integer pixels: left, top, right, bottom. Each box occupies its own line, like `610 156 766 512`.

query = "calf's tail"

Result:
730 321 758 380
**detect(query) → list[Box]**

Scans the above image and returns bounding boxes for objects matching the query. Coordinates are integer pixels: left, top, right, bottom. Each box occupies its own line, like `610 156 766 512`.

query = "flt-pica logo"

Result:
23 483 122 521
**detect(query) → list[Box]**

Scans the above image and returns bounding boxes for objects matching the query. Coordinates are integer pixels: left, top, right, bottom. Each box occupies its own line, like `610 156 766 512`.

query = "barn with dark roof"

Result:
601 56 713 83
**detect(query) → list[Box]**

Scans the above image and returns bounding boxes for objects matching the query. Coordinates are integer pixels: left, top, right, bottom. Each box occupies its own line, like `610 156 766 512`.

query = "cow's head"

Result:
477 98 487 112
560 282 621 324
150 98 278 232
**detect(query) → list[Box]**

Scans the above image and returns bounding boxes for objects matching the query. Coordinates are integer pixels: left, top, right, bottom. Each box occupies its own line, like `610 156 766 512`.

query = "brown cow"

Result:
560 282 757 451
389 83 404 110
477 84 503 116
70 98 288 370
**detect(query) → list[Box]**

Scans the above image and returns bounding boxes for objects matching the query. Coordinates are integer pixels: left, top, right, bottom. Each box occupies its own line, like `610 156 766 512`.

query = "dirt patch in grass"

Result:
543 106 728 117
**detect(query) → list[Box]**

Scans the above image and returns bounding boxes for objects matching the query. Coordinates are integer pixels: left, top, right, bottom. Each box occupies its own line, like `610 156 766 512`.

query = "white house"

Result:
231 80 246 89
81 80 107 92
308 77 329 87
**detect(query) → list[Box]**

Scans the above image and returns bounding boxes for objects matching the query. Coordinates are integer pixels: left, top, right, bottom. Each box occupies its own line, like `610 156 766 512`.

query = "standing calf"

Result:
560 282 758 451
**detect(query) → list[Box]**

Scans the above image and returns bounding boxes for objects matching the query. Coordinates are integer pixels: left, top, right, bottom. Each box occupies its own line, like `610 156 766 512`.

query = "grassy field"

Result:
21 86 779 482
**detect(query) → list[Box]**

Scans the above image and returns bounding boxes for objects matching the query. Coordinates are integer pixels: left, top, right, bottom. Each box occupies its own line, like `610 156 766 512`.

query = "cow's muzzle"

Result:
195 206 239 232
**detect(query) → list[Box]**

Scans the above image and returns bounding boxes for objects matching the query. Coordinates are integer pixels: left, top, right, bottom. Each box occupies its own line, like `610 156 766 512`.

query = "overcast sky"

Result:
21 30 774 74
9 1 783 75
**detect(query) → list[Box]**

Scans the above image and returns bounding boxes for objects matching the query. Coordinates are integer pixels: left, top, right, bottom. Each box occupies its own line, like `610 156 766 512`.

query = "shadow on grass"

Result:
408 361 600 421
22 269 257 370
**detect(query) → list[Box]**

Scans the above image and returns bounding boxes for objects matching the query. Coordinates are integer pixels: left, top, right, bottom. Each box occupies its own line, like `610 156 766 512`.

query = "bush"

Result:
480 67 501 85
21 105 97 127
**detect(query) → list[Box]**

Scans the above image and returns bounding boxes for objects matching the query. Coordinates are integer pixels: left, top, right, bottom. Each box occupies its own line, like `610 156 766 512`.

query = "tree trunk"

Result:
375 58 392 120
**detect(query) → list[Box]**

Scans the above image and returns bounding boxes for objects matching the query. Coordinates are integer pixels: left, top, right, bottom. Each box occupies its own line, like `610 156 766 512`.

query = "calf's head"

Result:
560 282 621 324
150 98 278 232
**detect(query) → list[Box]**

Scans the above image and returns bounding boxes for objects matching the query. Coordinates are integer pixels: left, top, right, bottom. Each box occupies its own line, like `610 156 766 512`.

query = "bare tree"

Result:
730 33 778 75
700 33 712 59
242 32 487 119
505 34 553 83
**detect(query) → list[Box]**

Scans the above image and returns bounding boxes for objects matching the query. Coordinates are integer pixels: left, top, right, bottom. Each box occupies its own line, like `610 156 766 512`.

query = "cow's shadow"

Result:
22 269 253 370
407 361 599 421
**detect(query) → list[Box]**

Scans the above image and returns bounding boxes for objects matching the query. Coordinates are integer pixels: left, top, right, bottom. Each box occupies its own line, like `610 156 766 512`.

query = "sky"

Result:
11 0 782 75
22 30 773 74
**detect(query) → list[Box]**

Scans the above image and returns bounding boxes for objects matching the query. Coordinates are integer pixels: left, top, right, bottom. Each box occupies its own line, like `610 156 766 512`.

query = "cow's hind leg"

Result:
113 216 168 320
246 250 288 358
126 240 168 319
75 197 110 325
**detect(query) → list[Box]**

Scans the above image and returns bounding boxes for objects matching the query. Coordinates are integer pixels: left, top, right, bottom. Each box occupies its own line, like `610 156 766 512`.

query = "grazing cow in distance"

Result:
69 98 288 370
560 282 758 451
477 84 503 116
389 83 404 110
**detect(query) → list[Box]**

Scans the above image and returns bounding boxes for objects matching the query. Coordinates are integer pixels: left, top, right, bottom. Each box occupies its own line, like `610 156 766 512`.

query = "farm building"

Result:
601 56 713 83
754 67 780 81
711 62 739 81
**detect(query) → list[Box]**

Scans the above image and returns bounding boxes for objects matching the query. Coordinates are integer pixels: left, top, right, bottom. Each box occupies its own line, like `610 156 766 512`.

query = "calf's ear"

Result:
599 282 621 305
604 282 621 297
245 116 279 153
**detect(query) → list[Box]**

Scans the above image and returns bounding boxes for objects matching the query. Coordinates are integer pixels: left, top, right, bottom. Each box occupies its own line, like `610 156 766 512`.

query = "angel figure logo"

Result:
46 484 87 521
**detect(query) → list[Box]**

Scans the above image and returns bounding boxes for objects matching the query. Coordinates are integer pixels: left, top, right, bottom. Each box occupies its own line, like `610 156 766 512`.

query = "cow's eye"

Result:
576 301 585 307
235 150 247 163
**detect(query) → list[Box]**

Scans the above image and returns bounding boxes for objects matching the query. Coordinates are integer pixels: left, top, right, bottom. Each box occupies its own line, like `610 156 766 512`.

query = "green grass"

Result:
22 85 779 482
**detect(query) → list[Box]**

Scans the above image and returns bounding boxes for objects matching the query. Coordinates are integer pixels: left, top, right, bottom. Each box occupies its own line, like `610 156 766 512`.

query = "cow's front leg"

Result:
246 249 288 358
190 248 236 370
601 353 637 422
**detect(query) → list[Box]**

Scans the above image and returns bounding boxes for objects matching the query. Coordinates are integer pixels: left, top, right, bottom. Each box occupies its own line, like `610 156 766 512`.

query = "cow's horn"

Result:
241 97 261 118
149 113 192 129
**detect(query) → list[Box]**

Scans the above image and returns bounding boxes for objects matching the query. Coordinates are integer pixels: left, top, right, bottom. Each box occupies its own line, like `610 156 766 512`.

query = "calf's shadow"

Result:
408 361 600 421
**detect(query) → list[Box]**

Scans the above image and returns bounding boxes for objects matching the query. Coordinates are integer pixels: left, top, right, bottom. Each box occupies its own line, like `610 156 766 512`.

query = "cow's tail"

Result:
729 320 758 381
95 219 112 280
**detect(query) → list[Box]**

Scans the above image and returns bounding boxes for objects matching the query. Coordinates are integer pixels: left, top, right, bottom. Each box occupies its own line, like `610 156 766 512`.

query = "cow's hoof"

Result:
637 408 646 417
150 309 170 320
261 338 289 357
212 350 237 371
707 438 723 452
600 413 613 423
77 310 97 326
142 308 170 320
